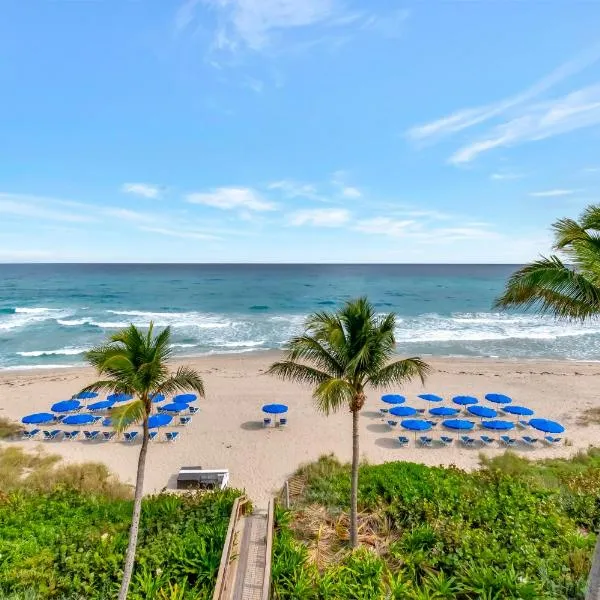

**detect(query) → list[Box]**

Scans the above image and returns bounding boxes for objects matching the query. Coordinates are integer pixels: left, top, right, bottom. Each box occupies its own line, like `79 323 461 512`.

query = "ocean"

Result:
0 263 597 370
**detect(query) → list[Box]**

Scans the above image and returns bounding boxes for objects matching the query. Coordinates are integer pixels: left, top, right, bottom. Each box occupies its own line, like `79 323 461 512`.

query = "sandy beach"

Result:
1 352 599 505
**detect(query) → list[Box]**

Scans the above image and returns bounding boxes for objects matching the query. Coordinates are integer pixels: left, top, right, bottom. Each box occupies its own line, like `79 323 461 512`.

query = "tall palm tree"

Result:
268 297 429 548
80 323 205 600
494 204 600 599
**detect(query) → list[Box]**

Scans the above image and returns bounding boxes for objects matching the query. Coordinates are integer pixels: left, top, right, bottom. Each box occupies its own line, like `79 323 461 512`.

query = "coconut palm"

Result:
267 297 429 548
80 323 205 600
494 204 600 599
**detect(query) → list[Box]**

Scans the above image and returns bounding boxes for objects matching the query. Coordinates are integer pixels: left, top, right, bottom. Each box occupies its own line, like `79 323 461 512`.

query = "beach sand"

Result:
1 352 599 505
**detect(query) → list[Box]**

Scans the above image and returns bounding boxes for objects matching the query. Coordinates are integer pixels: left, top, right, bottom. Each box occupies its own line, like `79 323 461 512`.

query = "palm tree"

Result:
267 297 429 548
80 323 205 600
494 204 600 599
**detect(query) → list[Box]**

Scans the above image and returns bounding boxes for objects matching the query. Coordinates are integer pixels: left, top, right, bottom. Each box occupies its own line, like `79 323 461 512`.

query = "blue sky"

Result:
1 1 600 263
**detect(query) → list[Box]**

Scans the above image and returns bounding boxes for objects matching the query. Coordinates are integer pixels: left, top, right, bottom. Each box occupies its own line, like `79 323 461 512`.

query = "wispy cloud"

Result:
529 189 577 197
0 194 95 223
102 207 158 224
331 170 362 199
268 180 323 201
361 9 409 39
582 166 600 173
355 217 415 236
139 226 221 241
490 172 524 181
186 187 276 211
289 208 350 227
121 183 161 199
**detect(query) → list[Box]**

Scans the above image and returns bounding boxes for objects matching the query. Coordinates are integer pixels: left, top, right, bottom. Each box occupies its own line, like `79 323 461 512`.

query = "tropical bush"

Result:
272 453 599 599
0 447 238 599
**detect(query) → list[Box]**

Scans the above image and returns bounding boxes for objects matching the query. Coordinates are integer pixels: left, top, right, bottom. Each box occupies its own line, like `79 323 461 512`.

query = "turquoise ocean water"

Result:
0 264 597 370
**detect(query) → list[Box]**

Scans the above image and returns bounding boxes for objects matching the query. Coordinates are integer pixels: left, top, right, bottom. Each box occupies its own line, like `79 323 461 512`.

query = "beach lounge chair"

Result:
43 430 61 441
426 420 437 427
279 417 287 427
92 416 103 424
460 435 476 447
83 430 100 441
544 435 562 445
480 435 495 446
102 418 112 427
54 415 65 422
22 429 40 440
102 431 116 441
166 431 179 443
500 435 517 447
179 416 192 426
263 417 272 428
189 406 199 415
522 436 539 446
440 436 453 446
387 420 398 428
419 436 433 447
124 432 139 443
397 436 409 447
416 408 426 414
63 431 79 441
149 431 158 442
517 420 529 429
379 408 389 417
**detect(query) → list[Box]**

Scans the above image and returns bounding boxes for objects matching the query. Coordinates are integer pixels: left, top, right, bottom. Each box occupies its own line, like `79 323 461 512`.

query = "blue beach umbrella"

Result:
453 395 478 406
389 406 418 418
418 394 443 402
467 405 497 419
88 400 115 410
262 403 288 414
503 405 534 416
160 402 189 413
481 420 515 431
381 394 405 405
151 393 165 404
442 419 475 431
529 419 565 434
485 393 512 404
63 414 95 426
76 391 98 400
51 399 81 413
102 418 112 427
107 393 133 403
22 412 55 424
429 406 460 417
148 413 172 429
401 419 432 431
174 393 197 403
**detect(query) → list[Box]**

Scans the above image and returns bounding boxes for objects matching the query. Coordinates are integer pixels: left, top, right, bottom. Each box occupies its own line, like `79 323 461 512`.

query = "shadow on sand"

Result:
374 437 401 449
367 423 391 434
240 421 265 431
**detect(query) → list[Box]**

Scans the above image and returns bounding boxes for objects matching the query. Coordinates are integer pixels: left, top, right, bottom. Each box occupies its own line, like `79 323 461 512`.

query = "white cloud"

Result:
121 183 161 199
175 0 201 32
529 189 577 197
331 170 362 199
407 44 600 142
361 9 409 39
268 180 322 200
289 208 350 227
341 186 361 198
490 172 524 181
0 194 95 223
139 226 221 241
102 207 158 224
186 187 276 211
355 217 416 236
582 166 600 173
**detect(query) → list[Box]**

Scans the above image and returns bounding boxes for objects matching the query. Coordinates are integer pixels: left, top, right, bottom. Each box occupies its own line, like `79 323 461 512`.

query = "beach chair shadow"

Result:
374 437 399 449
367 423 389 433
361 411 382 419
240 421 265 431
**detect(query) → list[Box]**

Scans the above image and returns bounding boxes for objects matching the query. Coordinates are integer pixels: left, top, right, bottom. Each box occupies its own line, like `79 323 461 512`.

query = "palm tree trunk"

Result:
349 408 359 548
586 537 600 599
118 417 149 600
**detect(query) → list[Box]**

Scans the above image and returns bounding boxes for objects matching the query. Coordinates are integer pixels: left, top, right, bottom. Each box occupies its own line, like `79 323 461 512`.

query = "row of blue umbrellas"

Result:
397 418 564 434
22 411 174 428
382 393 514 406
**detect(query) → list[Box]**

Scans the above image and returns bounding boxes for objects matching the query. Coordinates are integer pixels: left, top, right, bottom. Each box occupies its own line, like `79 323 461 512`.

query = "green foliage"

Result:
0 417 23 439
272 453 598 599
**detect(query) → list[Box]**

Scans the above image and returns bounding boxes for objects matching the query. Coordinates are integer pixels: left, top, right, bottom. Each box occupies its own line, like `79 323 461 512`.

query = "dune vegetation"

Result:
271 451 600 599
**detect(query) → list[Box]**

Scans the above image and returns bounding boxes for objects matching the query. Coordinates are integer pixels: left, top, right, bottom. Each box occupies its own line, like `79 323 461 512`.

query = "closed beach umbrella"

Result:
151 393 165 404
160 402 189 413
174 393 197 403
485 393 512 404
148 413 172 428
453 395 478 406
418 394 443 402
262 403 288 414
400 419 432 431
22 412 55 424
442 419 475 431
467 405 497 419
481 420 515 430
529 419 565 434
389 406 418 417
381 394 405 405
88 400 115 410
51 399 81 413
107 393 133 403
63 414 95 425
76 391 98 400
503 405 534 416
429 406 460 417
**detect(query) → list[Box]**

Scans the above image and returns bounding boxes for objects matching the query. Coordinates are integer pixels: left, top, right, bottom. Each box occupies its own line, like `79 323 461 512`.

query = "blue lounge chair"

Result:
83 430 100 441
419 436 433 447
387 420 398 428
544 435 562 445
263 417 272 427
426 420 437 427
517 420 529 429
189 406 199 415
500 435 517 447
440 436 453 446
179 416 192 426
92 416 103 424
124 432 139 443
149 431 158 442
22 429 40 440
165 431 179 442
102 418 112 427
63 431 79 441
43 430 61 441
379 408 389 417
460 435 475 447
54 415 65 422
397 436 409 447
279 417 288 427
522 436 539 446
102 431 116 441
480 435 495 446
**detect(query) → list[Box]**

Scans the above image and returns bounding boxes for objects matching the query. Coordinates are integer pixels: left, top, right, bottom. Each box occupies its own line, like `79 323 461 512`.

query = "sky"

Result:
1 1 600 263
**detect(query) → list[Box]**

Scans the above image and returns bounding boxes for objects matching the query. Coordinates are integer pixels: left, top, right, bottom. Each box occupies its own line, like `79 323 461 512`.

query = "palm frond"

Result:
267 361 332 386
78 379 133 397
285 335 344 377
110 399 146 432
155 365 205 398
369 357 430 388
313 378 355 415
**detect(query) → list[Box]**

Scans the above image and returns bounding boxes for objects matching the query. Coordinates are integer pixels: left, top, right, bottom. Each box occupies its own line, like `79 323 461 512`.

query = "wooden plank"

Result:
261 499 275 600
